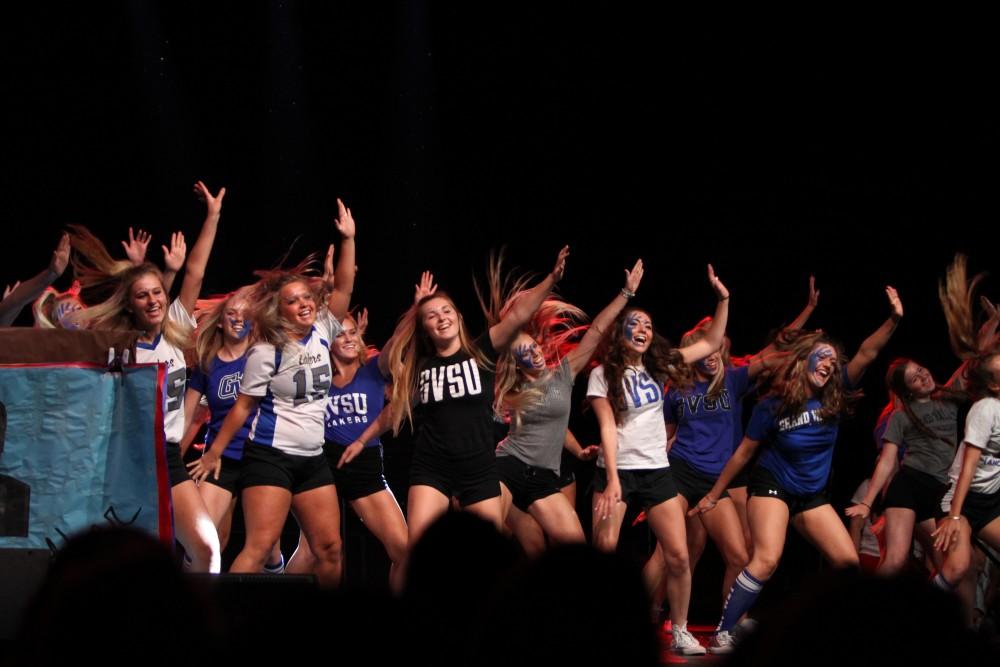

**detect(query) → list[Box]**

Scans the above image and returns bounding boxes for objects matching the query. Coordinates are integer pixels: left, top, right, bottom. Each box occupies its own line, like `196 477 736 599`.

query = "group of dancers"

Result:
2 183 999 655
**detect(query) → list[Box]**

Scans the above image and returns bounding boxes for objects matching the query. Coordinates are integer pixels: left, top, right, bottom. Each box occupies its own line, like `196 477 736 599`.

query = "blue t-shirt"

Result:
748 397 840 496
324 355 387 448
188 355 254 460
666 366 751 477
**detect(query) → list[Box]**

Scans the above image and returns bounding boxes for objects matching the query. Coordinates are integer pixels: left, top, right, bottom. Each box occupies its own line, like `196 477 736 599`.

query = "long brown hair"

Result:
596 308 685 425
883 357 959 448
940 253 1000 400
765 329 855 421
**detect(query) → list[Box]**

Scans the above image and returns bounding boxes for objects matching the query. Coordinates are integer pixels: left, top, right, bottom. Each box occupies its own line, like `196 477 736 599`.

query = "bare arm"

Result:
845 443 900 519
678 265 730 364
0 233 70 326
176 181 224 315
932 444 981 551
336 403 394 468
787 275 820 330
187 393 259 482
180 387 205 456
377 271 437 378
591 396 621 520
567 259 644 375
688 436 761 516
846 286 903 386
327 199 357 320
563 428 599 461
489 246 569 353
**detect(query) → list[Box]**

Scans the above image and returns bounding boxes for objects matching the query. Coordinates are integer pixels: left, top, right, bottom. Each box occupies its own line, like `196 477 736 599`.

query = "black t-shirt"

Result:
413 332 499 461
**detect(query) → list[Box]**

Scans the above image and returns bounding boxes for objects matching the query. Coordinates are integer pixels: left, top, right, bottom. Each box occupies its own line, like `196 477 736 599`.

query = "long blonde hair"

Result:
69 263 191 349
386 292 492 435
193 286 256 373
66 224 136 306
245 258 328 350
939 253 999 399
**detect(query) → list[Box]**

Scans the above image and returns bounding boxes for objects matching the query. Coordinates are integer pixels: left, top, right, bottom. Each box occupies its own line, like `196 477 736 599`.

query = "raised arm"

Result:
0 233 70 326
567 259 644 375
787 275 820 330
845 286 903 386
326 198 356 320
489 246 569 353
677 264 730 364
177 181 224 315
121 227 152 267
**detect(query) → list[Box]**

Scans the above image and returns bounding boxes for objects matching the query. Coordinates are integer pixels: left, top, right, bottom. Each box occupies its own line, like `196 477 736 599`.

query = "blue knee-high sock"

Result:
717 568 765 632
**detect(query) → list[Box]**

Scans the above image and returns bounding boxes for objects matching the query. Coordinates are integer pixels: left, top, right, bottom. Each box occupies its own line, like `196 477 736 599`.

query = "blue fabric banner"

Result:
0 364 169 549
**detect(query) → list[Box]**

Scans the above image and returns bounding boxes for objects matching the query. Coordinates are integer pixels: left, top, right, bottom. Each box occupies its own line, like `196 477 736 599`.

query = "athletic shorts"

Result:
165 442 191 488
961 489 1000 534
883 465 949 523
594 466 677 509
496 455 562 512
748 464 829 516
409 448 500 507
324 441 390 501
669 455 730 508
240 441 333 495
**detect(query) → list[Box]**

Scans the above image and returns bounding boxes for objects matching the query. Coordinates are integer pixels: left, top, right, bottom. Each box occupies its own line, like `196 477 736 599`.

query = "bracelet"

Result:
859 501 871 509
718 296 730 302
949 515 961 521
620 288 636 299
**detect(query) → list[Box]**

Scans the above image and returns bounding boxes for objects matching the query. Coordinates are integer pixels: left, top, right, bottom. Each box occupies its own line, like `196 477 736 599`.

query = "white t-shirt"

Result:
945 397 1000 502
242 311 342 456
135 299 195 444
586 364 669 470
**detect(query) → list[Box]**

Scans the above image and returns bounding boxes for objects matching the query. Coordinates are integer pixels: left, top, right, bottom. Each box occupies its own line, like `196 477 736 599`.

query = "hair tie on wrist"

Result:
620 288 636 299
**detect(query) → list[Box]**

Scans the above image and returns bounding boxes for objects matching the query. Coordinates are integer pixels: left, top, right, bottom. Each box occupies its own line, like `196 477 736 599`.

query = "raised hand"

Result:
886 285 903 319
193 181 226 219
49 233 71 277
121 227 152 266
808 275 820 308
335 198 356 239
356 307 369 336
551 245 570 282
414 270 437 304
624 258 644 294
3 281 21 301
707 264 729 300
322 244 336 291
163 231 187 273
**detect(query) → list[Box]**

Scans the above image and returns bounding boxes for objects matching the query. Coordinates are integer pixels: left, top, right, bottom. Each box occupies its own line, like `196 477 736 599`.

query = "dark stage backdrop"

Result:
1 5 996 553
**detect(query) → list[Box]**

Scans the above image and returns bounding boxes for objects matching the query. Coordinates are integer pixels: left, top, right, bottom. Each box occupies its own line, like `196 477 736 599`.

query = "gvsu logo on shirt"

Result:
218 372 242 401
326 393 370 428
419 360 482 403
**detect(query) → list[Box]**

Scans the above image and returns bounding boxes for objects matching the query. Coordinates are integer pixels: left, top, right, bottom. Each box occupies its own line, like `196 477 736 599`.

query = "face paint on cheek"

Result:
696 358 713 374
808 348 834 374
234 319 252 340
624 315 639 342
513 344 534 369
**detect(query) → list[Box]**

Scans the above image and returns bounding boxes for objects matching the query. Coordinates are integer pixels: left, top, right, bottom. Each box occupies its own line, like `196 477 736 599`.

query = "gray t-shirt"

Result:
883 400 959 483
496 358 575 473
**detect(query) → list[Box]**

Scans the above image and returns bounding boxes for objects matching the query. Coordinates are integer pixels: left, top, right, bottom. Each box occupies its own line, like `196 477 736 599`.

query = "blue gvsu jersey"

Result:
188 355 253 460
241 312 342 456
748 397 840 496
325 356 386 448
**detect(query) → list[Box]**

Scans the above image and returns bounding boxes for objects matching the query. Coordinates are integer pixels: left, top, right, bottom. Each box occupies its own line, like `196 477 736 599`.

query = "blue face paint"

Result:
624 313 640 342
696 356 717 375
513 343 537 369
228 315 251 340
54 298 84 330
808 347 835 373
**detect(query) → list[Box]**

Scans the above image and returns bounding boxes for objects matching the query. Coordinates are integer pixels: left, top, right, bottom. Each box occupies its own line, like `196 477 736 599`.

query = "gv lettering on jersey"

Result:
419 360 483 403
218 372 242 401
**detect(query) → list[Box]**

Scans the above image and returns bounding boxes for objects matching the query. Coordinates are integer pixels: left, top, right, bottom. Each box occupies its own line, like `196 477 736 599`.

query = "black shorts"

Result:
496 455 562 512
728 465 751 490
324 441 390 502
594 466 677 509
409 448 500 507
883 466 950 523
203 454 242 495
748 465 829 516
961 490 1000 534
240 441 333 495
165 442 191 488
669 455 730 508
557 449 576 489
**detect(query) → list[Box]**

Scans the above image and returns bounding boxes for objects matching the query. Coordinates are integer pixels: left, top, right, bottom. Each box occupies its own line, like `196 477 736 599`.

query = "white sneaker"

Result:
671 626 707 656
708 630 735 655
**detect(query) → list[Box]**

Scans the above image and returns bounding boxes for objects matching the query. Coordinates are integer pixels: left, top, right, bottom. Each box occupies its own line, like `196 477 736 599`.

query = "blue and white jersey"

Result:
748 397 839 496
135 299 195 444
188 355 252 460
587 364 668 470
242 311 343 456
325 355 387 448
666 366 751 477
